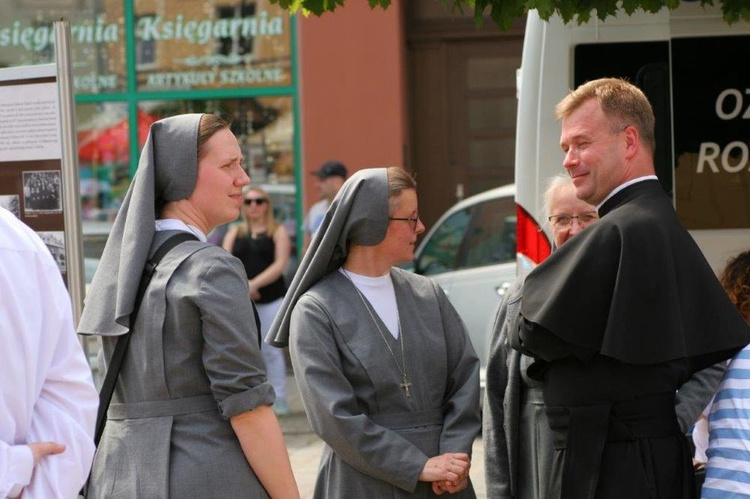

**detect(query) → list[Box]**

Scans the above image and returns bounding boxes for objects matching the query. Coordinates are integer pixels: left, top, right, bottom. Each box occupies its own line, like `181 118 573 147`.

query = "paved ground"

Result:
279 374 487 498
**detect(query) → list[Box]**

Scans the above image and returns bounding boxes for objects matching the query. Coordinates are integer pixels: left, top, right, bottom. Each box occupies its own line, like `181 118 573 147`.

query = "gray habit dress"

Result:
88 232 274 498
78 114 274 498
268 167 481 498
291 268 480 498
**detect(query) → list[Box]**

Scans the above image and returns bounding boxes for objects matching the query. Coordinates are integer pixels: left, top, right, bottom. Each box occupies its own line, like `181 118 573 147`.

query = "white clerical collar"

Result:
596 175 658 211
338 267 391 282
155 219 207 242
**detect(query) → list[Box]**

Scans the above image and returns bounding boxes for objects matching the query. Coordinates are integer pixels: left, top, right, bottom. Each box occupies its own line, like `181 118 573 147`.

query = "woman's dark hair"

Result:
720 249 750 322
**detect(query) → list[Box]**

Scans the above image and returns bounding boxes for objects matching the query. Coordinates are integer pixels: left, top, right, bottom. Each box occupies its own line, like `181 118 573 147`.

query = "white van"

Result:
515 4 750 272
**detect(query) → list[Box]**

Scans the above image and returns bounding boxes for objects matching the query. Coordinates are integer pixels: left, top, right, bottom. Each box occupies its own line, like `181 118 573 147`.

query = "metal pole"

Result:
54 19 86 327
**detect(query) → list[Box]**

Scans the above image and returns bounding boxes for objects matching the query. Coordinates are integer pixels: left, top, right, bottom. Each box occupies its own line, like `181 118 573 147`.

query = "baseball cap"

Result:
312 160 348 179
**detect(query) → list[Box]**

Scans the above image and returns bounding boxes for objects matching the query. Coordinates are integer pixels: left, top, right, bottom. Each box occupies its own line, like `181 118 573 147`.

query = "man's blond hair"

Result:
555 78 656 156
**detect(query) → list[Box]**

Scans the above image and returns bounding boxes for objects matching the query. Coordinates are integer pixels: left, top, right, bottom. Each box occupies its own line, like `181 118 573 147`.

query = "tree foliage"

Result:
271 0 750 31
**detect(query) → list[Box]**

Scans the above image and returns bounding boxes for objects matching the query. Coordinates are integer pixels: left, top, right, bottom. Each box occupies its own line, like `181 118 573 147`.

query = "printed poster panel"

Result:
0 64 67 279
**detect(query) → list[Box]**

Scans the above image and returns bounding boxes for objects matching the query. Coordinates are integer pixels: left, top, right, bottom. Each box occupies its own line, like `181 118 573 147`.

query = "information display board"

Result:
0 64 68 275
0 20 85 328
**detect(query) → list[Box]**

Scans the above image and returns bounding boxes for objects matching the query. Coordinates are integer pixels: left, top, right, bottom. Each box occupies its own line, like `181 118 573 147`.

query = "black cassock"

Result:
512 179 750 499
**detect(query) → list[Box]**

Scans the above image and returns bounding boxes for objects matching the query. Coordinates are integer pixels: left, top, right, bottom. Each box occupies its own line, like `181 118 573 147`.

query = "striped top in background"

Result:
702 346 750 498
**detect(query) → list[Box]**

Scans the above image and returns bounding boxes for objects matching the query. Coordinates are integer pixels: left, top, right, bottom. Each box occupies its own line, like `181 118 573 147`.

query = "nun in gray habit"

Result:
78 113 298 498
267 167 481 498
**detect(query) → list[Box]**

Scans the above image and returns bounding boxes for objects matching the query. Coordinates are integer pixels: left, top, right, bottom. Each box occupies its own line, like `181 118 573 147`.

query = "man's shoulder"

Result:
307 199 328 210
604 190 680 237
304 200 329 233
307 199 329 214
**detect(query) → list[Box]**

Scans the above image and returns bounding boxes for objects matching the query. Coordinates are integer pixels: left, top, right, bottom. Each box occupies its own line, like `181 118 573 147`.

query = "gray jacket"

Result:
89 232 274 498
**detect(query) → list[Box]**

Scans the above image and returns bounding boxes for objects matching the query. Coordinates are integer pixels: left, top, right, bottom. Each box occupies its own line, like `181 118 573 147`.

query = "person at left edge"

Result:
77 113 299 498
267 166 481 498
0 208 98 498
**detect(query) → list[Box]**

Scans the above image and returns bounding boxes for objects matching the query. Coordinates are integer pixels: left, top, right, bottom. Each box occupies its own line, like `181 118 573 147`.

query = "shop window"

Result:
137 96 296 246
134 0 292 91
136 14 157 70
76 101 134 225
217 2 256 57
4 3 126 93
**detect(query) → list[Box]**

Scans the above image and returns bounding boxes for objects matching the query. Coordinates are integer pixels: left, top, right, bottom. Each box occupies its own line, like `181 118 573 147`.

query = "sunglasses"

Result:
244 198 268 206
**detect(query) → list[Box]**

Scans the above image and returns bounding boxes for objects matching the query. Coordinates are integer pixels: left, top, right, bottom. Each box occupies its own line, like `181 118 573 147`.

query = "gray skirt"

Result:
88 396 269 499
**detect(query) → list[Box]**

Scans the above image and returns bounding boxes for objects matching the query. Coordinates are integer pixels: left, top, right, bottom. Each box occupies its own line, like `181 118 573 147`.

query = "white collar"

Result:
155 219 207 242
597 175 658 211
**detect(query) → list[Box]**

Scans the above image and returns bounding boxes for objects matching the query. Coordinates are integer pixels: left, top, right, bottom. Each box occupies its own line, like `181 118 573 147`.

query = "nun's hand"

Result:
419 453 470 485
434 477 468 494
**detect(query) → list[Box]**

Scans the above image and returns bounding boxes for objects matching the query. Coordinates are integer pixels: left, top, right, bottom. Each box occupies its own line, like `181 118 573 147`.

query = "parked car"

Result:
408 183 518 392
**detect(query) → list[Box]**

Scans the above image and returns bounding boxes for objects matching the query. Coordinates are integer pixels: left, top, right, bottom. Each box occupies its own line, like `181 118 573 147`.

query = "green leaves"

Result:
486 0 528 30
722 0 750 23
272 0 348 16
269 0 750 30
367 0 393 9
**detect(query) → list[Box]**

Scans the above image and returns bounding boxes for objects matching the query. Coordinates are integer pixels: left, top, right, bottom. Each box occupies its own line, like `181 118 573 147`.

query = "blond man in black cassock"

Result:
512 78 750 499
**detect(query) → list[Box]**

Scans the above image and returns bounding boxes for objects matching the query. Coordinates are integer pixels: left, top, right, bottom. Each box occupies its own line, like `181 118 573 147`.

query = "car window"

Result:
461 196 516 269
416 206 474 275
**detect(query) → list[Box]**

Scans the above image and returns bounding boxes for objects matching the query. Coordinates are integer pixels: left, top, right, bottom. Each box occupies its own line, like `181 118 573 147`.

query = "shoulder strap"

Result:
93 232 198 445
252 301 262 348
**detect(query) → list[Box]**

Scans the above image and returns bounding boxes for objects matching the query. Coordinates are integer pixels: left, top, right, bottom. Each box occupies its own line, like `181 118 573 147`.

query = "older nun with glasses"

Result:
268 166 481 498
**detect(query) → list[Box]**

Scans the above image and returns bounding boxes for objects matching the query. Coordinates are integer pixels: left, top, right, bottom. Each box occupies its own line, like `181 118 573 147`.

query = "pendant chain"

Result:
342 270 412 397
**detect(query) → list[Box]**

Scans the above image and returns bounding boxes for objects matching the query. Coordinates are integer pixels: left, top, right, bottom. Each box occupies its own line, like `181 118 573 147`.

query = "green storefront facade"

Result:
3 0 301 262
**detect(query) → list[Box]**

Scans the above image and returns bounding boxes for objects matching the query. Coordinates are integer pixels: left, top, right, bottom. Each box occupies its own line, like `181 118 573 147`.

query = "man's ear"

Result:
623 125 640 160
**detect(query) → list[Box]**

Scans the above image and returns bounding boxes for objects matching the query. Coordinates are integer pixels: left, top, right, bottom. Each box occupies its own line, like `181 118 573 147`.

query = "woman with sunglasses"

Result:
222 186 292 416
267 167 481 498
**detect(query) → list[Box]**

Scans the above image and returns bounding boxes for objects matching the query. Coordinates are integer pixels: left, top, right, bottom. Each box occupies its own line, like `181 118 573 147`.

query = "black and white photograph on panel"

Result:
0 194 20 218
22 170 62 214
37 231 66 273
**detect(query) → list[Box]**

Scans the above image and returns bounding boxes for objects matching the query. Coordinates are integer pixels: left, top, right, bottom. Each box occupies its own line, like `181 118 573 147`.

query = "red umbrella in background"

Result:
78 109 158 164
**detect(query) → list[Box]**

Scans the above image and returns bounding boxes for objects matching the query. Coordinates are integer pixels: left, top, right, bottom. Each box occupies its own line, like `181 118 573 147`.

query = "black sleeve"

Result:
514 317 596 363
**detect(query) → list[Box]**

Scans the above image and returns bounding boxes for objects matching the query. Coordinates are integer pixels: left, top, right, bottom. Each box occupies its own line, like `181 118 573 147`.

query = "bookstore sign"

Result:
0 6 292 93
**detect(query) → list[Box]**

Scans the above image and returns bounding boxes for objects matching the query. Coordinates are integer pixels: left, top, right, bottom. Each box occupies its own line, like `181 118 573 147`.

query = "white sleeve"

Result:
22 250 98 499
0 444 33 498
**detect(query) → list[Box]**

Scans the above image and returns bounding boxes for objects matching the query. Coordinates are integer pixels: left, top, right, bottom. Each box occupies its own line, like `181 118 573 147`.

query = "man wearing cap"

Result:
303 160 347 251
